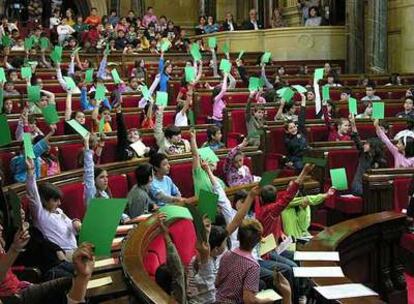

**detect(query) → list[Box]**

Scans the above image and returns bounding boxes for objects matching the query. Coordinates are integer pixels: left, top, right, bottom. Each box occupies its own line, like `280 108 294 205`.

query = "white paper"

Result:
256 289 282 301
259 234 277 256
87 276 113 289
130 140 147 157
294 251 340 261
340 194 358 198
314 283 378 300
293 267 345 277
116 224 134 233
94 258 116 268
276 236 293 255
112 237 124 247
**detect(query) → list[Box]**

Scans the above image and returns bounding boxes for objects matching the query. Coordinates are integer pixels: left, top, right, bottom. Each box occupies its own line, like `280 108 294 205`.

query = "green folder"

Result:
219 59 231 73
277 87 288 95
156 91 168 106
27 85 40 103
190 44 202 61
348 97 357 115
330 168 348 190
292 85 307 94
71 47 82 57
79 198 128 257
0 68 5 83
21 67 32 79
95 84 106 100
237 50 245 60
111 69 122 84
1 35 11 47
314 68 324 81
24 38 33 50
23 133 35 159
198 147 219 163
197 190 219 222
281 87 295 103
185 66 196 82
188 109 195 126
259 171 280 187
322 86 330 100
186 204 207 242
249 77 260 92
67 119 89 138
159 205 193 222
41 104 60 125
160 40 171 52
50 46 63 63
222 43 229 54
208 37 217 49
141 85 151 100
104 43 111 56
372 102 385 119
63 77 76 90
0 114 11 146
261 52 272 64
85 69 94 83
8 190 22 229
39 37 49 49
98 117 105 133
302 156 327 168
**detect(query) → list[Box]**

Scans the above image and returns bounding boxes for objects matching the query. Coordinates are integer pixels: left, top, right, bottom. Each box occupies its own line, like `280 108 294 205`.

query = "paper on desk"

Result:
130 141 147 157
94 258 116 268
294 251 340 261
259 234 277 256
112 237 124 246
276 236 293 255
87 276 113 289
314 283 378 300
293 267 345 277
256 289 282 301
116 224 134 233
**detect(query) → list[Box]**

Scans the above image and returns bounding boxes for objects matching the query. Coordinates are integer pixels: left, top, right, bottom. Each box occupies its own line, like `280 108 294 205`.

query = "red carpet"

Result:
405 273 414 304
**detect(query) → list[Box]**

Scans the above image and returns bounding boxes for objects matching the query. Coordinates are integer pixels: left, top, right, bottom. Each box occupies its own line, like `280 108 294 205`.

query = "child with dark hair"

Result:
211 73 229 127
158 51 173 92
323 106 351 141
15 110 44 141
223 138 254 186
32 135 60 178
395 97 414 119
361 83 381 105
202 125 225 151
375 118 414 168
275 98 298 122
246 90 266 146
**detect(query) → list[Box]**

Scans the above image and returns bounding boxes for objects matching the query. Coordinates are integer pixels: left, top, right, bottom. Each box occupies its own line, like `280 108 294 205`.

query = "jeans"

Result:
20 277 72 304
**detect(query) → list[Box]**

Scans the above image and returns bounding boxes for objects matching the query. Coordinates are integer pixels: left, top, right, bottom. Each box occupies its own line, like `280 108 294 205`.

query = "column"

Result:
199 0 205 16
366 0 388 73
345 0 364 73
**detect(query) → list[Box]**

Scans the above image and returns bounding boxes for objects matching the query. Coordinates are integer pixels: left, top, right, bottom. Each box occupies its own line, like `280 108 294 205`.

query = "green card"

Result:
24 38 33 50
219 59 231 73
322 86 330 100
67 119 89 138
50 46 63 63
95 84 106 100
27 85 40 103
21 66 32 79
85 68 94 83
111 69 121 84
261 52 272 64
0 89 3 113
281 87 295 103
160 40 171 52
197 190 219 222
71 46 82 56
259 171 280 187
8 190 22 229
222 43 229 54
0 68 6 83
276 87 288 95
41 104 60 125
1 35 11 47
302 156 327 168
208 37 217 49
247 129 264 139
188 109 195 126
159 205 193 222
39 37 49 49
0 114 11 146
314 68 324 81
79 198 128 257
185 66 196 82
23 133 35 159
348 97 357 115
198 147 219 163
186 204 207 242
98 117 105 133
190 43 202 61
155 91 168 106
372 102 384 119
292 85 307 94
249 77 260 92
63 76 76 90
141 85 151 100
237 50 245 60
330 168 348 190
104 43 111 56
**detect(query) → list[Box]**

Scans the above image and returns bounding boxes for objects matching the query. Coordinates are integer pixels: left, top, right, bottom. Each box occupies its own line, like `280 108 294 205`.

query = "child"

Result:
246 90 266 146
374 119 414 168
356 101 373 119
285 94 308 171
141 101 157 129
148 151 182 207
339 87 352 103
361 83 381 105
224 138 254 187
4 81 20 97
92 105 112 133
15 111 44 141
275 98 298 122
64 91 90 135
211 73 229 127
349 114 386 195
130 59 146 81
202 125 225 151
158 51 173 92
395 97 414 119
33 135 61 178
2 98 13 114
323 101 351 141
26 158 79 258
155 106 190 155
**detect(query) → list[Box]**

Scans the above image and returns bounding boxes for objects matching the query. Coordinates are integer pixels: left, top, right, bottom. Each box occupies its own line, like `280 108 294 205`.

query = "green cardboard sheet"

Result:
159 205 193 222
98 117 105 133
188 109 195 126
185 66 196 82
314 68 324 82
0 68 6 83
0 114 11 146
208 37 217 49
322 86 330 100
39 37 49 49
8 190 22 229
281 87 295 103
237 50 245 60
302 156 327 168
160 40 171 52
198 147 219 163
261 52 272 64
249 77 260 92
259 171 280 187
2 35 11 47
219 59 231 73
24 37 33 50
111 69 121 84
27 85 40 103
156 91 168 106
330 168 348 190
247 129 264 139
64 77 76 90
190 44 202 61
222 43 229 54
186 204 207 242
79 198 128 257
292 85 307 94
197 190 219 222
71 47 82 56
141 85 151 100
50 46 63 63
348 97 357 115
95 84 106 101
41 104 60 125
23 133 35 159
21 67 32 79
85 69 94 83
67 119 89 138
372 102 385 119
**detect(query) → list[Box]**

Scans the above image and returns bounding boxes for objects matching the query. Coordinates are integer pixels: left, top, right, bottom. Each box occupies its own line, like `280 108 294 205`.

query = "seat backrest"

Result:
100 140 118 164
393 177 412 212
0 151 16 185
108 174 128 198
59 143 83 171
327 149 360 185
169 162 194 197
60 182 86 220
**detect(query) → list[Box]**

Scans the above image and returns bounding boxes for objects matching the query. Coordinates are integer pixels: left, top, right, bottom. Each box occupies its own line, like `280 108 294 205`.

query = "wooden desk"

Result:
302 211 407 304
86 270 128 303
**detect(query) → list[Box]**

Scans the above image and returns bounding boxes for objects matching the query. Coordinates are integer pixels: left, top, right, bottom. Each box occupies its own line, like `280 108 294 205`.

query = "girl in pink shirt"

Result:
211 73 228 127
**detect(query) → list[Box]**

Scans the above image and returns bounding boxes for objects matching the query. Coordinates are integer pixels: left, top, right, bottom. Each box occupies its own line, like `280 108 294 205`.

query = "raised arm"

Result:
374 119 399 156
236 59 249 85
211 48 219 77
115 105 129 160
83 134 97 206
245 91 255 122
40 89 55 105
158 53 165 73
25 159 44 220
223 138 248 175
194 60 203 84
214 73 228 103
56 62 69 91
228 71 236 90
261 63 274 89
154 106 165 148
96 53 108 79
275 99 286 121
190 128 200 170
349 114 363 151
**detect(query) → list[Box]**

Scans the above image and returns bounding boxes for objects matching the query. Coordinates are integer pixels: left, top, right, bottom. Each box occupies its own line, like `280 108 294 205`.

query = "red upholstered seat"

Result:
308 126 329 142
108 175 128 198
230 110 247 134
169 162 194 197
60 182 86 220
56 98 81 111
126 172 136 191
168 219 197 265
100 140 118 164
400 233 414 253
354 125 376 139
123 95 140 108
143 234 167 278
393 177 412 212
333 195 363 214
197 95 213 124
123 112 141 129
59 143 83 171
37 120 65 136
0 150 16 185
